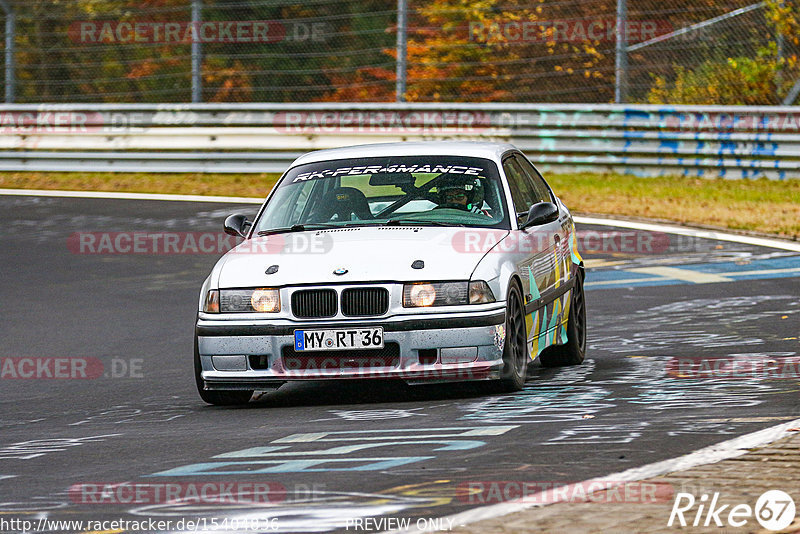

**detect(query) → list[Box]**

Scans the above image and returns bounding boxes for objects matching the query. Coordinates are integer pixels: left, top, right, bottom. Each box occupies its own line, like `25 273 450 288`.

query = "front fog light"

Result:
251 289 280 312
468 281 495 304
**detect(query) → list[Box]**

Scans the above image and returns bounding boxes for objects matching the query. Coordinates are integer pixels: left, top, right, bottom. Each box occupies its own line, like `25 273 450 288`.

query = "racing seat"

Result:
313 187 374 222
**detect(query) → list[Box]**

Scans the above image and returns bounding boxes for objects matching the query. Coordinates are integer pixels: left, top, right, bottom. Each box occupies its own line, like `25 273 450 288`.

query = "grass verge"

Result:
1 171 798 239
547 173 800 240
0 171 281 199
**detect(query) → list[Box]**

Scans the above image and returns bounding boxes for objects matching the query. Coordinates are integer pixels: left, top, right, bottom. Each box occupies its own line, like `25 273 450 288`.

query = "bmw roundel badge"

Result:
333 268 348 276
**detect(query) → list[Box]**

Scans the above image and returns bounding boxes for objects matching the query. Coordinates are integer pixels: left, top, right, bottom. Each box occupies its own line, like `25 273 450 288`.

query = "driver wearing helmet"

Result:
437 176 490 215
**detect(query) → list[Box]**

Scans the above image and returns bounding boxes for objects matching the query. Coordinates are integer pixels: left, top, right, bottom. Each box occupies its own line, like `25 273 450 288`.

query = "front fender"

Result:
470 233 520 304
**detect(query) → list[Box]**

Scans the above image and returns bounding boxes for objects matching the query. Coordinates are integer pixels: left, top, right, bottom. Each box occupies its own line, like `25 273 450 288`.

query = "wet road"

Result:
0 194 798 533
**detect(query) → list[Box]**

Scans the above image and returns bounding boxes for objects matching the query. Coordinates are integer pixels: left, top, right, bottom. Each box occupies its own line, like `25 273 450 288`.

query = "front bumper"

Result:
196 308 506 390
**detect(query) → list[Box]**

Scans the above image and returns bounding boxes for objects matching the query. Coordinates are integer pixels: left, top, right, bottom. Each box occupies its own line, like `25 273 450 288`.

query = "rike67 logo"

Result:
669 490 796 531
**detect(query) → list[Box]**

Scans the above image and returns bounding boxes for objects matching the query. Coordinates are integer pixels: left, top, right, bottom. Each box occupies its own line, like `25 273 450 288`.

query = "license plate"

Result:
294 327 384 351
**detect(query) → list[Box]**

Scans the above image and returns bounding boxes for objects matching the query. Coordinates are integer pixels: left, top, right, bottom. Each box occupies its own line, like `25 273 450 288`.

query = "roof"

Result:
289 141 518 167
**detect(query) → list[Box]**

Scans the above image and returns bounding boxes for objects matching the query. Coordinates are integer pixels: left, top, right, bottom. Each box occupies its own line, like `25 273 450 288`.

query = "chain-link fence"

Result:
0 0 797 104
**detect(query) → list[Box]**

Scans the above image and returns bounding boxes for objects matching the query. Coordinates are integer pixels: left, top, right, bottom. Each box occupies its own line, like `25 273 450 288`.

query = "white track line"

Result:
574 215 800 252
0 188 263 204
393 418 800 533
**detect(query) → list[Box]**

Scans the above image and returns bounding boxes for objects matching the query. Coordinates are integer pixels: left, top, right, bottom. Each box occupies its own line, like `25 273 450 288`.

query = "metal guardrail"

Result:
0 103 798 179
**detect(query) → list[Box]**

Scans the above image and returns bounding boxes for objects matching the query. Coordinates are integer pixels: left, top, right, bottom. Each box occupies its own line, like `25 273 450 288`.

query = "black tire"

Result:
497 282 528 392
539 270 587 367
194 336 253 406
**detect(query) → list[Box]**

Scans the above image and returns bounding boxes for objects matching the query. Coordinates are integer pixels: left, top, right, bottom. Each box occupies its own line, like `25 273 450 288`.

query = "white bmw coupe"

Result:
195 142 586 405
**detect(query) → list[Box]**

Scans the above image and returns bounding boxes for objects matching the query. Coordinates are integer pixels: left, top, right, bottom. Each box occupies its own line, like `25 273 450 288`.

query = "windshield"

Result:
253 155 509 233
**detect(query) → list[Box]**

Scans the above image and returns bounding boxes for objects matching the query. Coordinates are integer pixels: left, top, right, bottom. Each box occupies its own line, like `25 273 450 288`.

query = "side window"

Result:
502 157 537 216
514 154 553 204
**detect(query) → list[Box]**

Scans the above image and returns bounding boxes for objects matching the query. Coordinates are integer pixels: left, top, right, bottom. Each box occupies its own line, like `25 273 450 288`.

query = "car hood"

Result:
215 226 509 288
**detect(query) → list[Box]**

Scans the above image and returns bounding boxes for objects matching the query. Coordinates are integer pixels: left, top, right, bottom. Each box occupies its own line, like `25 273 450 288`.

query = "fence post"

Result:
191 0 202 103
784 77 800 105
776 1 785 103
395 0 408 102
615 0 628 103
0 0 14 103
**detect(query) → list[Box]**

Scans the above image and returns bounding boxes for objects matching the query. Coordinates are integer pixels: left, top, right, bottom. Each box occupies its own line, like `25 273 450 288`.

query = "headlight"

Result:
250 289 281 312
215 288 281 313
403 281 493 307
405 283 439 307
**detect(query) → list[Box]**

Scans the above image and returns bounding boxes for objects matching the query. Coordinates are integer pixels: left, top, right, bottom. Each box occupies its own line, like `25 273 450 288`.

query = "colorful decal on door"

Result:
526 309 540 357
526 289 571 360
553 246 561 289
526 266 541 300
560 289 572 344
569 223 583 266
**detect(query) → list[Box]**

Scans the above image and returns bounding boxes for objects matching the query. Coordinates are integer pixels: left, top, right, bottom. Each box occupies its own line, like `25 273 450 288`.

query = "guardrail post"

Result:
615 0 628 103
0 0 14 103
395 0 408 102
191 0 202 103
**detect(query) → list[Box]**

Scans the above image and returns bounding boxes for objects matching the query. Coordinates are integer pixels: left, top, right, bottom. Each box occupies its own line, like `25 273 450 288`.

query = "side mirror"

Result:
223 214 251 237
521 202 558 230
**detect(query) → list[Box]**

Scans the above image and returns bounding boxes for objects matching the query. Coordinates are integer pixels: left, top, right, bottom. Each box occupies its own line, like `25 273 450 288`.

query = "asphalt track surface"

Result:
0 194 798 533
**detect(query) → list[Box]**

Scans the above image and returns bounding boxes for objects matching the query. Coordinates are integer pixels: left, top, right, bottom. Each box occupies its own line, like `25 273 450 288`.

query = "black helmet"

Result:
437 174 480 210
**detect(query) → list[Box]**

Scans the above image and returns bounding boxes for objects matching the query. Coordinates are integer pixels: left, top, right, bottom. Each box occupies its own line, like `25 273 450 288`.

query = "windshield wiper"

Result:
257 223 341 236
385 218 465 228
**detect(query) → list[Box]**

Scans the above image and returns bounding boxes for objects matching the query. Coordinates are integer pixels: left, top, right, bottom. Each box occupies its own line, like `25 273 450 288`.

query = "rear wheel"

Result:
497 283 528 392
539 271 586 367
194 336 253 406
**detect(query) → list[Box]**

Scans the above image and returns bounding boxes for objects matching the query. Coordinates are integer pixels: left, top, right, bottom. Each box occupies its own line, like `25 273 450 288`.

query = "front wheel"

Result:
194 336 253 406
539 271 586 367
497 283 528 392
